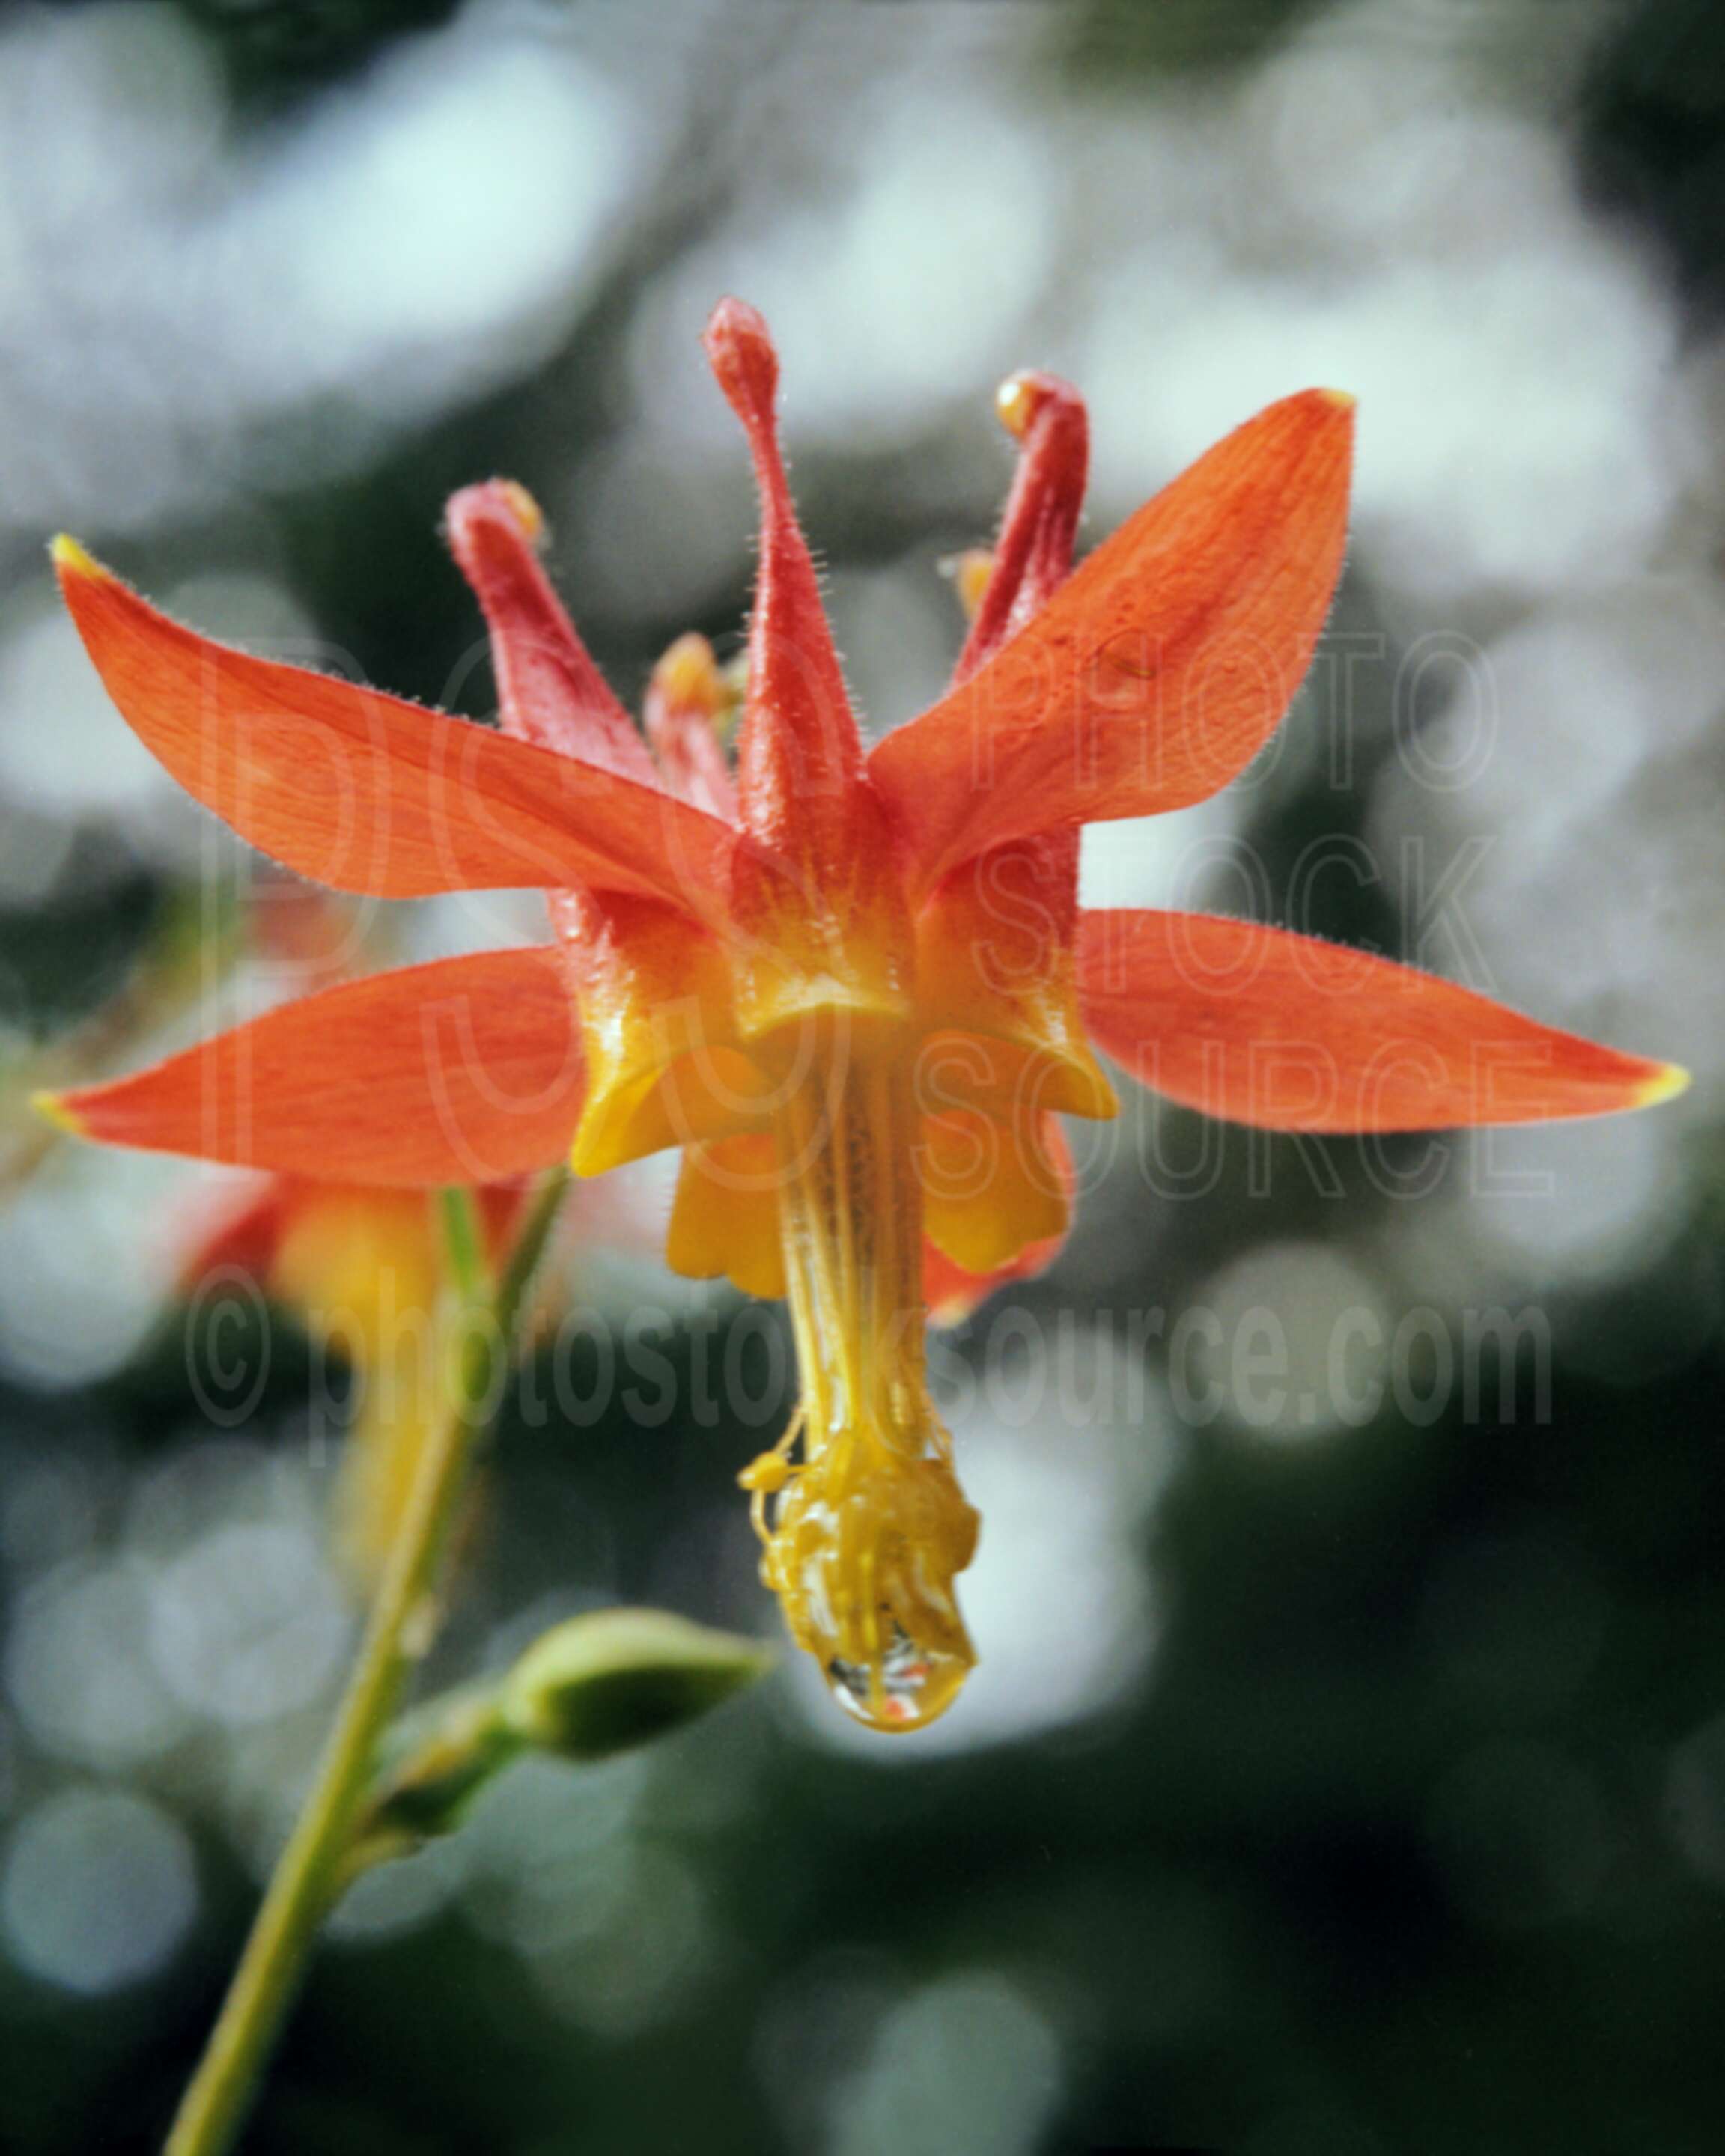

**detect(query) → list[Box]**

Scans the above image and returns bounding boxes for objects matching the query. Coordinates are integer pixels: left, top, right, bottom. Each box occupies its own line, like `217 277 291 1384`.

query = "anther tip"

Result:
445 479 547 553
738 1451 791 1495
994 368 1084 445
651 631 723 716
944 548 994 624
994 372 1046 442
703 296 779 425
494 480 547 546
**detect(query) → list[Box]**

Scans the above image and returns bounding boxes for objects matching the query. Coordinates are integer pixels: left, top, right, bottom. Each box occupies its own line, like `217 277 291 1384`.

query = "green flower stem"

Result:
162 1172 568 2156
438 1182 493 1303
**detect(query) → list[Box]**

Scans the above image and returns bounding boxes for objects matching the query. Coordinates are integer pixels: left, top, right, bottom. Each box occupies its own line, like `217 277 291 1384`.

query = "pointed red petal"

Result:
1078 910 1689 1130
53 540 735 910
702 299 868 859
871 390 1355 893
40 948 584 1184
444 481 660 785
702 302 910 1029
954 370 1088 686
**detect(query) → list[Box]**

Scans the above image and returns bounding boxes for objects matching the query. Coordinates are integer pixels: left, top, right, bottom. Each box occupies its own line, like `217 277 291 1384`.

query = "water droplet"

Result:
825 1623 970 1732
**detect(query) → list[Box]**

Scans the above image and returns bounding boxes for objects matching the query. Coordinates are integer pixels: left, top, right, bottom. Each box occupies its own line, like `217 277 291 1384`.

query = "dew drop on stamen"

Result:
824 1624 972 1733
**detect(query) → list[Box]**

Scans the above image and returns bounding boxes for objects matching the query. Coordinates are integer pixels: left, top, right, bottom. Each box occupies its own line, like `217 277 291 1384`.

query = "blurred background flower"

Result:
3 0 1724 2149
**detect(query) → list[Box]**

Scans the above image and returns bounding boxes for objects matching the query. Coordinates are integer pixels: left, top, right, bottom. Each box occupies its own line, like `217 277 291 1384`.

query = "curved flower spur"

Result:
39 300 1686 1731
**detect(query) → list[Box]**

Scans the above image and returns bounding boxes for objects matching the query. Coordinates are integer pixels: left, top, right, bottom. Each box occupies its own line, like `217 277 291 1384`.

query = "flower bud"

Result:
500 1608 773 1762
353 1610 771 1869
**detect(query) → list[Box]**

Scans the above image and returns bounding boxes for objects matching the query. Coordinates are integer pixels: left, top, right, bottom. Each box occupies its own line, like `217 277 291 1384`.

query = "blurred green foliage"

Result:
1583 0 1725 318
1065 0 1326 82
174 0 461 99
6 1289 1724 2153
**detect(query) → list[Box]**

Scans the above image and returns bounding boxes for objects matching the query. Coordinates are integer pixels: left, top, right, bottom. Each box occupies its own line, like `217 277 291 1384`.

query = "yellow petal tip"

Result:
1637 1061 1691 1109
1315 388 1357 415
30 1089 87 1138
49 534 103 580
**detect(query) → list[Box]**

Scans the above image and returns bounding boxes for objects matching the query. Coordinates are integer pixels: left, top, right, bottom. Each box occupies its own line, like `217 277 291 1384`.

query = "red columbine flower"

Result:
180 1174 526 1586
38 300 1685 1731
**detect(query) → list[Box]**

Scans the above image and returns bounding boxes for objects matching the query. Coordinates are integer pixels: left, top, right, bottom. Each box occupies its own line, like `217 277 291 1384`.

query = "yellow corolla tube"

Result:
738 1035 979 1731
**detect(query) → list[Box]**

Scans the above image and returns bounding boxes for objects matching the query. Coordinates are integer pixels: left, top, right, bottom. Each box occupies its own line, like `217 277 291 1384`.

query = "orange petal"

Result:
922 1118 1074 1327
53 539 735 910
183 1175 524 1317
919 1107 1070 1274
954 370 1088 685
551 885 769 1175
915 829 1116 1123
40 948 585 1184
702 305 912 1040
267 1183 445 1334
703 299 868 862
1078 910 1689 1130
919 371 1112 1130
924 1225 1067 1329
665 1133 787 1299
871 389 1355 892
444 481 660 785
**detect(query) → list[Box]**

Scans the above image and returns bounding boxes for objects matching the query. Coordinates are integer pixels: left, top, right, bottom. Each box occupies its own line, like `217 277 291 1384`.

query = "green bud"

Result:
350 1610 770 1873
499 1608 774 1763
